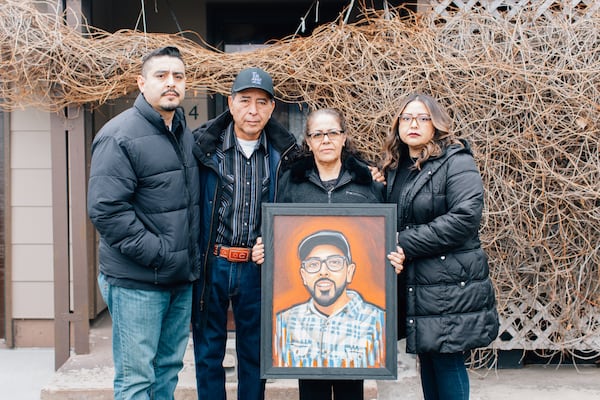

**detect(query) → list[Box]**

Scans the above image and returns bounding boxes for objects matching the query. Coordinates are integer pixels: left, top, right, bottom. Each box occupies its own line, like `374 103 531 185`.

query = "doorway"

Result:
0 110 6 341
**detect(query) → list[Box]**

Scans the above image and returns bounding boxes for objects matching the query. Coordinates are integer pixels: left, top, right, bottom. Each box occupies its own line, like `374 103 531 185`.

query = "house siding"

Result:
10 109 54 324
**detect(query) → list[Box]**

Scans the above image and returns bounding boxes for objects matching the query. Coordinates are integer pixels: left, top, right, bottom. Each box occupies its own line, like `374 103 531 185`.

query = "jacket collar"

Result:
134 93 186 134
222 123 268 153
386 141 470 199
289 154 373 184
194 110 297 156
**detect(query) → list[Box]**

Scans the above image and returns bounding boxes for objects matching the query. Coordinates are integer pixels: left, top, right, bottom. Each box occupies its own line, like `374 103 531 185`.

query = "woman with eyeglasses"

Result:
276 108 382 205
252 107 405 400
381 93 499 400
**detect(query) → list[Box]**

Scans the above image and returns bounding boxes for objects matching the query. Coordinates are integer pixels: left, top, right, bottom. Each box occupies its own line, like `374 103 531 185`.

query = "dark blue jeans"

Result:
192 257 264 400
418 352 469 400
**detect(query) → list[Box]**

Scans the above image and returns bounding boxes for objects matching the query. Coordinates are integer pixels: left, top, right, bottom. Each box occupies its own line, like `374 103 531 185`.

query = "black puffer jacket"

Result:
88 94 201 290
386 140 499 354
277 154 384 203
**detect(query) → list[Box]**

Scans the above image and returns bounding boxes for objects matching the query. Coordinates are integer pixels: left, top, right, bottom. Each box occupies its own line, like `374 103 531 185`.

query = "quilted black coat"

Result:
276 155 384 203
386 140 499 354
88 94 201 289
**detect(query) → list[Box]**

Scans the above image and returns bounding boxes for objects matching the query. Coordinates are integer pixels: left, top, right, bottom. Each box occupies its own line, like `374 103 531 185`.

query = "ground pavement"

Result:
2 311 600 399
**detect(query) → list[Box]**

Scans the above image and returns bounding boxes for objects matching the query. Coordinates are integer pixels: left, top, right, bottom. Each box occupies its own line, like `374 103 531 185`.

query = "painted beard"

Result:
307 278 346 307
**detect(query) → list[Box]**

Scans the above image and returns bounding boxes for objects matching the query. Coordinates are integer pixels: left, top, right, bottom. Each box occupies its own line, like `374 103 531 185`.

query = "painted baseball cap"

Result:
298 230 352 262
231 67 274 98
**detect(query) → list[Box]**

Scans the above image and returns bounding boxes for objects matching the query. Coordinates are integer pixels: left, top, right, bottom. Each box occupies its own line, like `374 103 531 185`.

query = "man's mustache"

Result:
162 90 180 97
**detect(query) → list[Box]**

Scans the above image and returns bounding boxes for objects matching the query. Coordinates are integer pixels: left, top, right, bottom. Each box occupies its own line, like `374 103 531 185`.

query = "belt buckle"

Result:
228 247 250 262
214 245 250 262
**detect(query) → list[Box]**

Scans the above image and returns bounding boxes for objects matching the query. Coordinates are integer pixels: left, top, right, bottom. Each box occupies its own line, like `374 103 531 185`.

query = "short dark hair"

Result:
141 46 184 75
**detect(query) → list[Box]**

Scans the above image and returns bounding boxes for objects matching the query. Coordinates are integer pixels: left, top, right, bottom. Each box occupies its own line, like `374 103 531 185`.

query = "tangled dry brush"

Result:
1 1 599 359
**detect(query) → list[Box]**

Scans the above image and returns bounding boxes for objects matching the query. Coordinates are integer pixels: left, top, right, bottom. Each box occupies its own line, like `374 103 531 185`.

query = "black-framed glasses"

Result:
301 255 347 273
306 130 345 141
398 114 432 125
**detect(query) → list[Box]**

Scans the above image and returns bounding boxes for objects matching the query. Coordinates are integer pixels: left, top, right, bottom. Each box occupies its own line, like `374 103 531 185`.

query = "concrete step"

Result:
40 340 378 400
34 310 600 400
40 312 394 399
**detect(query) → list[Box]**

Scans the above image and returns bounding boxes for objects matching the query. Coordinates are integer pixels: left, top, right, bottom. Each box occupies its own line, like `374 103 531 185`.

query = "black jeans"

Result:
299 379 364 400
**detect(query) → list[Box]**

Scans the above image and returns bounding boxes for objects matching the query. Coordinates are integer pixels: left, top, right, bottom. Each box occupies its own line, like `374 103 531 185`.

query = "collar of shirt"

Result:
222 122 268 153
307 290 364 319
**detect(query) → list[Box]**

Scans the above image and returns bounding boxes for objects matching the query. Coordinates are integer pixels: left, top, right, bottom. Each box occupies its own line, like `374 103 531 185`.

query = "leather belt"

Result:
213 245 251 262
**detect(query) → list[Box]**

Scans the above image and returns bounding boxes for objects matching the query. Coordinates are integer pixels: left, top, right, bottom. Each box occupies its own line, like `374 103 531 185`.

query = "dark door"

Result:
0 110 5 340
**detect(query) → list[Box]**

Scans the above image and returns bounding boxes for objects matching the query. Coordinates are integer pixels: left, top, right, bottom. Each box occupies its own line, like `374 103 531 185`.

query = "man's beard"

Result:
160 104 178 112
160 90 180 112
308 279 346 307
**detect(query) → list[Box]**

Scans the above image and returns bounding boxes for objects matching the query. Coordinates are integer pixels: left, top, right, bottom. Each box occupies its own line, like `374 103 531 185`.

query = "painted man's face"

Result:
300 244 356 308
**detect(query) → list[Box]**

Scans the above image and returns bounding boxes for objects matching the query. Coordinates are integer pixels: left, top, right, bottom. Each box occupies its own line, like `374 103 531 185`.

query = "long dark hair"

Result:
381 93 461 173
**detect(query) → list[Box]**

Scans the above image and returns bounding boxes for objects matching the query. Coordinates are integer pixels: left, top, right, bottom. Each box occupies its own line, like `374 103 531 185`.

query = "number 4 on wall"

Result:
188 105 199 120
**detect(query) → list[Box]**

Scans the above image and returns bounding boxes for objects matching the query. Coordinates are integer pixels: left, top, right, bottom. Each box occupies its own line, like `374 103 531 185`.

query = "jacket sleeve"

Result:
87 134 164 268
275 169 292 203
398 153 484 259
373 181 386 202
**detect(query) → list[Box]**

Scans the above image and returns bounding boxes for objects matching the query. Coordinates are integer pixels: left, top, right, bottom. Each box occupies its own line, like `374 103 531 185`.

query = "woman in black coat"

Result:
381 93 499 400
254 108 404 400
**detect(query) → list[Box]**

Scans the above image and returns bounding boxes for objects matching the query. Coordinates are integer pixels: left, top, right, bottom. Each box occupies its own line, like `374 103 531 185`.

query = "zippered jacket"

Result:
386 140 499 354
276 154 384 203
88 94 201 290
192 111 300 273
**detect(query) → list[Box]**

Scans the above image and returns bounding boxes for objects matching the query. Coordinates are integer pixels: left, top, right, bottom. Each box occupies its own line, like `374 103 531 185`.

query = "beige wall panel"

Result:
11 206 53 244
12 282 54 318
13 320 54 347
10 130 52 169
10 108 50 131
11 169 53 207
11 244 54 281
181 96 209 132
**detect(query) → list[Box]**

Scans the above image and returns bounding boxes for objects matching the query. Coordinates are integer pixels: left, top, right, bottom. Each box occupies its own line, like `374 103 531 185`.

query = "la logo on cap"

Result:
251 71 262 85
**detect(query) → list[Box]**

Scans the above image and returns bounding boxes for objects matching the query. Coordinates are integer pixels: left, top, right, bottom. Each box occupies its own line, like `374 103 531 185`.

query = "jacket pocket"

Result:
344 190 370 201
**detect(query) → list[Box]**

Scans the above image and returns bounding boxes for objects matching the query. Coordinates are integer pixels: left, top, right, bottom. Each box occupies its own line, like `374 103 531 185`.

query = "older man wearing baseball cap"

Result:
191 67 301 400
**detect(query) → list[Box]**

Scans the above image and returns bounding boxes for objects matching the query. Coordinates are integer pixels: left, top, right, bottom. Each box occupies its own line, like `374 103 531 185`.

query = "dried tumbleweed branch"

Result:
1 1 599 360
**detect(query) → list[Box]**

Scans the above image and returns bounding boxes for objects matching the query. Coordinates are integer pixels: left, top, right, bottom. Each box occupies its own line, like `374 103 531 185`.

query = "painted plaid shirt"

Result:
275 290 385 368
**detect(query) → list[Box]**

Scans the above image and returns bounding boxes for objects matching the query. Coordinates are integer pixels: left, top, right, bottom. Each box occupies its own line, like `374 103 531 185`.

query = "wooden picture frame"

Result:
260 203 397 380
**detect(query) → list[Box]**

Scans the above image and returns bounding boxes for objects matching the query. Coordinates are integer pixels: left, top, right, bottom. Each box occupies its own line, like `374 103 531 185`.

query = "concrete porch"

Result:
39 311 409 399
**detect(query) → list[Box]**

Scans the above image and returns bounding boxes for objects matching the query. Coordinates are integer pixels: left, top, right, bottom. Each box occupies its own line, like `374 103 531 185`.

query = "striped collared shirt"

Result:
275 290 385 368
214 123 270 247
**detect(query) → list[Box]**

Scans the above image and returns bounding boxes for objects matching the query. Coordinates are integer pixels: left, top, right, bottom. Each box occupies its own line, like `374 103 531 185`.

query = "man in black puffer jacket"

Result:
87 46 200 400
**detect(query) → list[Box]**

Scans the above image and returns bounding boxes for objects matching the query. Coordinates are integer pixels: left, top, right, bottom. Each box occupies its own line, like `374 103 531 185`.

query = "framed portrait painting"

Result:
260 203 397 380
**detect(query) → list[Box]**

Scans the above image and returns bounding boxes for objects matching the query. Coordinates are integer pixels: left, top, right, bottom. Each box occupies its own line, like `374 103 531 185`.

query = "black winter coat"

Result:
386 140 499 354
276 155 384 203
88 94 201 290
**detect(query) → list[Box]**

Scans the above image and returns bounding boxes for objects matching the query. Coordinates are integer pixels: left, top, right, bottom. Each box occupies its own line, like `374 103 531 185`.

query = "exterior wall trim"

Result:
1 109 12 348
50 107 90 369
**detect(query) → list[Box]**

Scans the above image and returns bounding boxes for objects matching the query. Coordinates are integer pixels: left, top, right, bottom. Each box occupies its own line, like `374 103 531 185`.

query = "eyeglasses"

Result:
306 130 345 141
398 114 432 125
301 255 347 273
